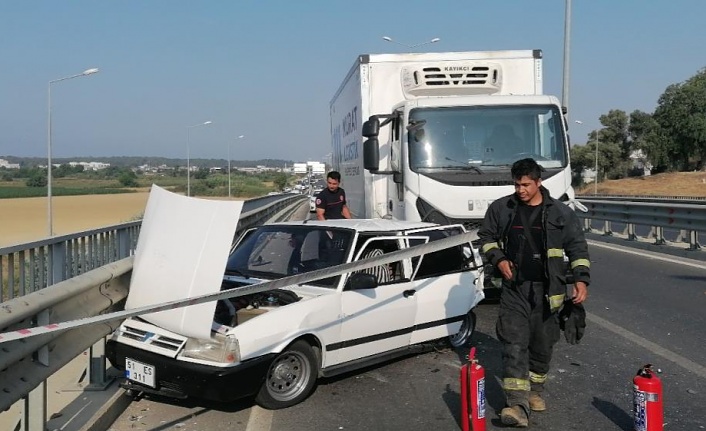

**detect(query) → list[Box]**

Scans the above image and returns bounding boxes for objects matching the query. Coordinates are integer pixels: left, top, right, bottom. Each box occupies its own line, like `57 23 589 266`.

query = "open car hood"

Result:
124 185 243 340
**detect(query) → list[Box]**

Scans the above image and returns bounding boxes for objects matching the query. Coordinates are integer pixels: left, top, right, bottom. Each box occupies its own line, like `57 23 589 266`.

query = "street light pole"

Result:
228 135 245 198
47 68 99 236
186 120 212 197
382 36 441 49
562 0 572 111
595 140 599 195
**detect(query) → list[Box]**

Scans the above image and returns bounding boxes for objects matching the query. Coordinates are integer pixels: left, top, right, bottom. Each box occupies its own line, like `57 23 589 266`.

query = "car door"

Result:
405 226 482 344
329 236 420 366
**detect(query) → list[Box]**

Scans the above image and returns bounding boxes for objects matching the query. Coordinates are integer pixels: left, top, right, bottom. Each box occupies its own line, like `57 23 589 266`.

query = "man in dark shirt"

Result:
315 171 352 220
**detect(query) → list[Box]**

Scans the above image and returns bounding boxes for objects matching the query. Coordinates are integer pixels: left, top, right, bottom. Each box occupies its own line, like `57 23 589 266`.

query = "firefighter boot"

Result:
529 373 548 412
500 405 529 427
529 391 546 412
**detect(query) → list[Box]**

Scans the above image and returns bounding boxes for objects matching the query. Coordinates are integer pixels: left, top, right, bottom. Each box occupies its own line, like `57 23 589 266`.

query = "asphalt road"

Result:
108 241 706 431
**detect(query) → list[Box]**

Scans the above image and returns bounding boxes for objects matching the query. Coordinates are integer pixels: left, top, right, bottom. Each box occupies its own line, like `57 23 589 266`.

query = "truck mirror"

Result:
393 172 403 184
363 138 380 171
362 117 380 138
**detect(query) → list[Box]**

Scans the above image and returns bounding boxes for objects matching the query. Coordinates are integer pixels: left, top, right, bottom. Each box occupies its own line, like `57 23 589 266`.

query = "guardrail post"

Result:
676 230 684 242
583 218 593 233
653 226 666 245
688 230 701 250
625 223 637 241
602 220 613 236
24 383 47 431
87 338 112 389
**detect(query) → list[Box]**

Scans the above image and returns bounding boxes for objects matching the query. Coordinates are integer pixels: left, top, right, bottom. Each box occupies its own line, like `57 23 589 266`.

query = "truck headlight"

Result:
181 334 240 364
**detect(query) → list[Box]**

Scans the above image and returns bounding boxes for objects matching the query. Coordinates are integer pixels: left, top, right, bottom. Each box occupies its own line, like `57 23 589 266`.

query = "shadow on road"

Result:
591 397 634 431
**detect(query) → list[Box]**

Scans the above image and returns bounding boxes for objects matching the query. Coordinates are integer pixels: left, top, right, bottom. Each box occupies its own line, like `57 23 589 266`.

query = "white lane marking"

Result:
587 312 706 379
587 239 706 270
245 406 273 431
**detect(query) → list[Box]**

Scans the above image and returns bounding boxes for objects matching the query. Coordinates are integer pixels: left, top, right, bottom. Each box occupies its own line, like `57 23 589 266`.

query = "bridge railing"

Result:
0 193 306 431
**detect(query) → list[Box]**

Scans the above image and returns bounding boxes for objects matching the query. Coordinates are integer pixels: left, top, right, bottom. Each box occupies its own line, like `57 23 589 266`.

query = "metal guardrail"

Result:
578 194 706 205
577 198 705 250
0 193 306 431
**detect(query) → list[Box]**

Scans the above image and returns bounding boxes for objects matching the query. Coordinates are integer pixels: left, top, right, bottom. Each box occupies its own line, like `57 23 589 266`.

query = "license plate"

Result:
125 358 156 388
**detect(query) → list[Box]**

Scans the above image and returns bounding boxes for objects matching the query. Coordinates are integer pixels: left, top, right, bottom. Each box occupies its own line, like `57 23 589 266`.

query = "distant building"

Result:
0 158 20 169
69 161 110 171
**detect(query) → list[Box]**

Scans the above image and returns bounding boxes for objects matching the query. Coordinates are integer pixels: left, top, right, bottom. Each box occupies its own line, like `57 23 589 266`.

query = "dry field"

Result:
577 171 706 197
0 192 150 247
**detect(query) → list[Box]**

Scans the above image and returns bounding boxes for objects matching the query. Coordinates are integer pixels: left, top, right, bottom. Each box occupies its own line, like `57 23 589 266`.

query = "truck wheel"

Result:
255 340 319 409
448 310 476 348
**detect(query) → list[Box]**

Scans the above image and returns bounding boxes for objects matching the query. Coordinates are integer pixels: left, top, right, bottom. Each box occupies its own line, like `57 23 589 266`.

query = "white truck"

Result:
330 49 575 232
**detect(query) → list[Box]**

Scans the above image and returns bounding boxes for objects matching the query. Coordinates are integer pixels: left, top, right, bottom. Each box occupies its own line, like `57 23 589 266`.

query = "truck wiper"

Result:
441 158 484 174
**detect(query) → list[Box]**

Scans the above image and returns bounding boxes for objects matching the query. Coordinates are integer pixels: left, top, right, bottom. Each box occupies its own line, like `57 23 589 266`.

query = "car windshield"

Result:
408 105 567 171
225 226 353 288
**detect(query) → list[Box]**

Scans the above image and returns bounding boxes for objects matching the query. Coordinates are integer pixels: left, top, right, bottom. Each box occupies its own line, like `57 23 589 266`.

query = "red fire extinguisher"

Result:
460 346 486 431
633 364 663 431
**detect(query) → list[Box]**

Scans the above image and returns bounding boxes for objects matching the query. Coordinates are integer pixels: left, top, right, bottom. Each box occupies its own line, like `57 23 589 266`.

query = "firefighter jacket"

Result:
478 187 590 312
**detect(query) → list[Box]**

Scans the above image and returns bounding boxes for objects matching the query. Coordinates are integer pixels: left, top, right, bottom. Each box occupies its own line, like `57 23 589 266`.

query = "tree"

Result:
26 171 47 187
118 171 139 187
628 110 669 172
653 68 706 170
274 173 289 191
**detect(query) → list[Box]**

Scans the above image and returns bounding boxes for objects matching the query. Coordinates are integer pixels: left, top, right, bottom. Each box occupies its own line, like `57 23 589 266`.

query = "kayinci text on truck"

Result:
329 50 576 233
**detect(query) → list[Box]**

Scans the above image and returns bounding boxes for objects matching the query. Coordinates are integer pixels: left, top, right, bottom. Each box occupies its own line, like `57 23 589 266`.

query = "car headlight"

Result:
181 334 240 364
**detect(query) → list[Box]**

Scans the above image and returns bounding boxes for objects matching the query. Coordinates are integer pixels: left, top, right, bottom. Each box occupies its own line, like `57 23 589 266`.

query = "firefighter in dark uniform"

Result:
315 171 352 220
478 158 590 427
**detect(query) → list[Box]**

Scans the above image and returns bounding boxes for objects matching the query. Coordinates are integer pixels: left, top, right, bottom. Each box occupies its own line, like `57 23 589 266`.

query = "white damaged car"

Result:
107 219 484 409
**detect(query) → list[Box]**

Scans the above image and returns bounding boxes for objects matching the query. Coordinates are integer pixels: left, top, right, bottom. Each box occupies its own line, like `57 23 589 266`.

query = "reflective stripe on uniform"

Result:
482 242 500 253
571 258 591 269
529 371 547 384
548 293 565 311
503 378 531 391
547 248 564 258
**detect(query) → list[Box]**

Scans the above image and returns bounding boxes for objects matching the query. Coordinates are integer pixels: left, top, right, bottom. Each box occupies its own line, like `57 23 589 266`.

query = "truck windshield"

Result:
407 105 567 172
225 226 353 288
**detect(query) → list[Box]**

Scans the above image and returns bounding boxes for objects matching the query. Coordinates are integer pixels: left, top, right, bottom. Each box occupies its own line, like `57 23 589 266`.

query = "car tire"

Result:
255 340 319 410
448 310 476 348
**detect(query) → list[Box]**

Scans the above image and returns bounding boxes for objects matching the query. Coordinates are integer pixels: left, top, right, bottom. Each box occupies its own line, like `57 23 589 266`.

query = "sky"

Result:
1 0 704 163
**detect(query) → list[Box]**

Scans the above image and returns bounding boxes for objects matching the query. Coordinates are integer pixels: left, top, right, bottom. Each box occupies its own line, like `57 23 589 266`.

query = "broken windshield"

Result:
226 226 353 288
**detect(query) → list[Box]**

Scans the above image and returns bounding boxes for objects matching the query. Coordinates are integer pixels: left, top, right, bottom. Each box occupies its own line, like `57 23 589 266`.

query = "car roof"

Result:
269 218 441 232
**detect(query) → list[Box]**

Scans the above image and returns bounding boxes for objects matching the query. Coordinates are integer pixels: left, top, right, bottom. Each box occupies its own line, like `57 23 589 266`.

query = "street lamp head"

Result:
430 38 441 43
237 135 245 139
203 121 212 125
575 120 583 124
82 68 99 76
382 36 392 42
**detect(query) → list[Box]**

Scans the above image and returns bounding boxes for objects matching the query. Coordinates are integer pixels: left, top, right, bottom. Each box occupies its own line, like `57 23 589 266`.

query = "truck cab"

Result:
362 94 571 233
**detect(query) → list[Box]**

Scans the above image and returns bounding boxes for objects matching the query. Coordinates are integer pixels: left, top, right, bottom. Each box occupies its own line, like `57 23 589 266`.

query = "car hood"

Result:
124 185 243 340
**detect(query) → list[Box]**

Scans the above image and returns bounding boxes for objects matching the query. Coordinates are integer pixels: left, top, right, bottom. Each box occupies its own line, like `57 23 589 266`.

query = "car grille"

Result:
120 323 185 353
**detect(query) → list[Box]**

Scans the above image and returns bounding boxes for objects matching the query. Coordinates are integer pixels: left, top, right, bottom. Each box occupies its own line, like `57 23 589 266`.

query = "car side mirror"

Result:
345 272 378 291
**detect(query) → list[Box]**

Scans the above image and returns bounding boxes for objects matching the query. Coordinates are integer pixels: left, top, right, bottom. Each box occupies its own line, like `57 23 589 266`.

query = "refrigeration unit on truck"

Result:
330 49 575 234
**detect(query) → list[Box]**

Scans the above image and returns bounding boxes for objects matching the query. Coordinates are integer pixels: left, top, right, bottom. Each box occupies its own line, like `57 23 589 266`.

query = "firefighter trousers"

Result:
496 280 561 413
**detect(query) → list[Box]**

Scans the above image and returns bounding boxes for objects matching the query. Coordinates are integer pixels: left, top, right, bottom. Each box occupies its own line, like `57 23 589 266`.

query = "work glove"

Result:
558 300 586 344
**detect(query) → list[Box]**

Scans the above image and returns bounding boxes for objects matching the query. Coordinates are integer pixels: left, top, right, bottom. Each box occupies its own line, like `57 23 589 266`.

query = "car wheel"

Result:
255 340 319 409
448 310 476 348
